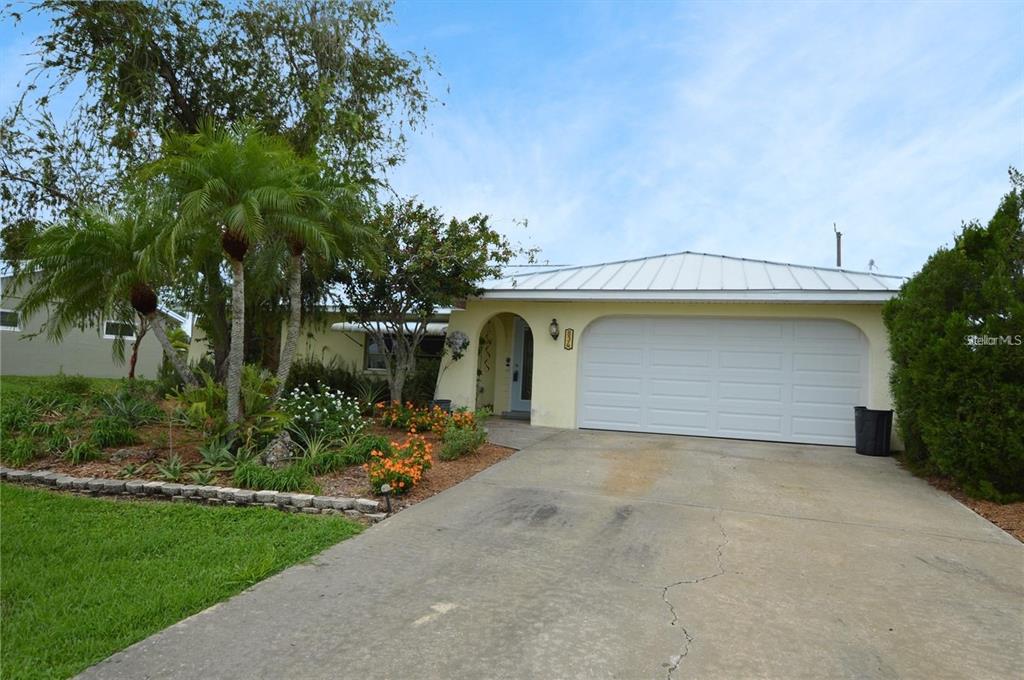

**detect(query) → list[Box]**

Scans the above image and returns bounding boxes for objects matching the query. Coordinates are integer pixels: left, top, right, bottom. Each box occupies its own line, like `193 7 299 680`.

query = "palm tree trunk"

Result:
274 252 303 400
226 258 246 423
149 313 198 386
128 316 148 380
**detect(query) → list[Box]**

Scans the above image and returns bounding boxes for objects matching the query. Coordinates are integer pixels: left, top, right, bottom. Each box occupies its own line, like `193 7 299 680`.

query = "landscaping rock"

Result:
55 476 76 489
217 487 240 501
34 471 60 486
274 493 294 506
233 490 255 504
143 481 165 495
281 505 299 513
254 490 279 503
100 479 126 493
87 478 107 491
160 483 183 496
110 448 134 462
290 494 314 508
261 431 295 469
125 481 146 495
329 497 355 510
301 507 320 515
6 470 32 482
0 467 10 479
322 508 338 515
207 498 223 505
354 498 381 513
312 496 335 509
172 496 187 503
344 509 362 519
179 485 200 497
365 512 388 523
70 477 90 490
197 486 221 499
263 503 277 509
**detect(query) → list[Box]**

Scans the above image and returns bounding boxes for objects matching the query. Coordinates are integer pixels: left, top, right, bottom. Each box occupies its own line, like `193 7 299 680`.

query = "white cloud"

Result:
390 1 1024 277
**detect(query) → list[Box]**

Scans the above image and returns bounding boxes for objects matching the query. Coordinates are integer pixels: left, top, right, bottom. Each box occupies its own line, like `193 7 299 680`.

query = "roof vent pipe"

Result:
834 223 842 268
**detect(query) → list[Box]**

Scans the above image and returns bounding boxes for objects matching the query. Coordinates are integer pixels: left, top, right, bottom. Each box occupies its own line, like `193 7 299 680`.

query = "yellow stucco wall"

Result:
436 300 893 433
186 313 371 374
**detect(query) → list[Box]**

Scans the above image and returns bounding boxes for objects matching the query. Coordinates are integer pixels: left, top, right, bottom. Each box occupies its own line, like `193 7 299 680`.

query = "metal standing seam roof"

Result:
480 251 905 303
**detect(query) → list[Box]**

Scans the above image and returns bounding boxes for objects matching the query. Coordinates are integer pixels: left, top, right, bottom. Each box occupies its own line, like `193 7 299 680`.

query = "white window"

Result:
364 336 390 371
0 309 20 331
103 320 136 340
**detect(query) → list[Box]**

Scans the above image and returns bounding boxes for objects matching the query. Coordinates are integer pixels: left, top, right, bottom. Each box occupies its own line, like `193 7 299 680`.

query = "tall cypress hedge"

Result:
883 177 1024 502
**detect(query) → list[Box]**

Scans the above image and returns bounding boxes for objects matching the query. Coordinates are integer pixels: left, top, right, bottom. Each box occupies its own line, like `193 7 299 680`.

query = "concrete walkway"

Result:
80 429 1023 680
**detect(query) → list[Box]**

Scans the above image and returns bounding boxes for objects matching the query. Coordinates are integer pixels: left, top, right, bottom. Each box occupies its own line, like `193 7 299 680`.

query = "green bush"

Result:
155 454 186 482
47 374 93 396
100 390 163 426
63 440 102 464
883 180 1024 501
343 434 393 464
285 357 362 395
439 423 487 461
0 435 37 467
89 416 140 448
405 356 441 406
233 461 318 493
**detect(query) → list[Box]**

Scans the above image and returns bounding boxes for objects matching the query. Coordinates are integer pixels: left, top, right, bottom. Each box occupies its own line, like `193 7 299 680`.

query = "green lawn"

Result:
0 484 362 679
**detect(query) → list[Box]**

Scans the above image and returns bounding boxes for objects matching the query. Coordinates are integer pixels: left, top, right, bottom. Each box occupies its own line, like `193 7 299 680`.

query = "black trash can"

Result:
429 399 453 413
854 406 893 456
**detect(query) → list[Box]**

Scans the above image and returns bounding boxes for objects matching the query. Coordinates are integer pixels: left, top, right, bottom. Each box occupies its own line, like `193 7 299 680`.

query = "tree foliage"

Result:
1 0 432 375
883 171 1024 501
337 199 523 402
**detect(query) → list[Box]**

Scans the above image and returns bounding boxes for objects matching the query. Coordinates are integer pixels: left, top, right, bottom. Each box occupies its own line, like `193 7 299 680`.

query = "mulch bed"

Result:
920 475 1024 543
21 421 516 513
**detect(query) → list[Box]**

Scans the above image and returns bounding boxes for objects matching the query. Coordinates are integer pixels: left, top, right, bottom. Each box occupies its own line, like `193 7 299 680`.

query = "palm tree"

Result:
271 172 374 400
149 122 325 423
13 208 198 385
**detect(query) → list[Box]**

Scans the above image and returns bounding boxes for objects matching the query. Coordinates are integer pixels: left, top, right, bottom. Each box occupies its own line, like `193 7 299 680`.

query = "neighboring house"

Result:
186 309 450 376
435 251 905 448
0 271 187 379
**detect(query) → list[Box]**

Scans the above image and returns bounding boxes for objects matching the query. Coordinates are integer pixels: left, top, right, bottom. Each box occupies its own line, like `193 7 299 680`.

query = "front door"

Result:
510 318 533 412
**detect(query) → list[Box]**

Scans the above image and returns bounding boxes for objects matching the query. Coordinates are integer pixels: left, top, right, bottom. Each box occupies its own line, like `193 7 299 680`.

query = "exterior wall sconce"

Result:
549 318 560 340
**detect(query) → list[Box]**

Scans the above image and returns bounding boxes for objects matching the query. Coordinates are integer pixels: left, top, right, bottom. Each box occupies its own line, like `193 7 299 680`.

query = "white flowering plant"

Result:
280 383 365 442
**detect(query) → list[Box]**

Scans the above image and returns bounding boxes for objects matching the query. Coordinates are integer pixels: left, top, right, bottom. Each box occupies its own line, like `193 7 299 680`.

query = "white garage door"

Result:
578 317 868 446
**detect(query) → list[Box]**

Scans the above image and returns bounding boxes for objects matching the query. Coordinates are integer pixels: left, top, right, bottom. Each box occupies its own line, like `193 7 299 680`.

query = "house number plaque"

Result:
563 328 574 350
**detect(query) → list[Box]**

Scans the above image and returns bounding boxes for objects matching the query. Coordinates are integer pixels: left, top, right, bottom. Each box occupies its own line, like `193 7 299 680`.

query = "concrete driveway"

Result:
81 428 1023 680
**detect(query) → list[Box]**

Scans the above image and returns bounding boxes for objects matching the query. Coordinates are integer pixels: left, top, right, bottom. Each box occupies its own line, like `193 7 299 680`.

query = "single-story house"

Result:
1 270 188 379
435 251 905 447
186 310 450 375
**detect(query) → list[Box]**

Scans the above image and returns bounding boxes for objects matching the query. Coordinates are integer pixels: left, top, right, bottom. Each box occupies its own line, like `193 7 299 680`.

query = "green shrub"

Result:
233 461 318 493
47 374 93 396
100 390 163 426
0 400 37 435
280 384 364 441
155 454 186 482
89 416 139 448
405 356 441 406
439 423 487 461
284 357 362 395
343 434 392 464
188 468 216 486
0 435 37 467
883 181 1024 501
63 441 102 464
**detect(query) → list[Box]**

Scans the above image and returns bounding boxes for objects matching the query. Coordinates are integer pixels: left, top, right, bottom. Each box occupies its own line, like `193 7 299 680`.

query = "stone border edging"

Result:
0 467 388 523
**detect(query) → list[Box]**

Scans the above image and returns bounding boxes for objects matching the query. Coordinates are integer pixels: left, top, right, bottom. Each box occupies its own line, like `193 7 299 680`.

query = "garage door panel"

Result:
719 382 784 402
719 351 784 370
647 408 711 430
579 317 867 446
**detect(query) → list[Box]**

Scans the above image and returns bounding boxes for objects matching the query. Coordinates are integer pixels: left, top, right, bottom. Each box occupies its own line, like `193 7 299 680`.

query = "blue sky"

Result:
384 0 1023 276
2 1 1021 277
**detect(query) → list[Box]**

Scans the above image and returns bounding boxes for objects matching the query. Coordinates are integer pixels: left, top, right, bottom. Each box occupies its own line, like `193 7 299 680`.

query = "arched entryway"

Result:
476 313 533 419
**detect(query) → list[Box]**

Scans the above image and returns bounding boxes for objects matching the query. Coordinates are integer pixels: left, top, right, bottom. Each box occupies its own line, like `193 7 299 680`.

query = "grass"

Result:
0 484 362 680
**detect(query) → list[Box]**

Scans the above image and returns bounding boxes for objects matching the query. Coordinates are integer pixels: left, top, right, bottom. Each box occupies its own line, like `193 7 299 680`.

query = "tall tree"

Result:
1 0 432 373
12 207 197 385
148 123 335 422
337 200 521 403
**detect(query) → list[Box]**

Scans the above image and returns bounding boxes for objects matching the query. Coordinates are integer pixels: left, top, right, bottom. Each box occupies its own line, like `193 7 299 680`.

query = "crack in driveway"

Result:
662 513 730 679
